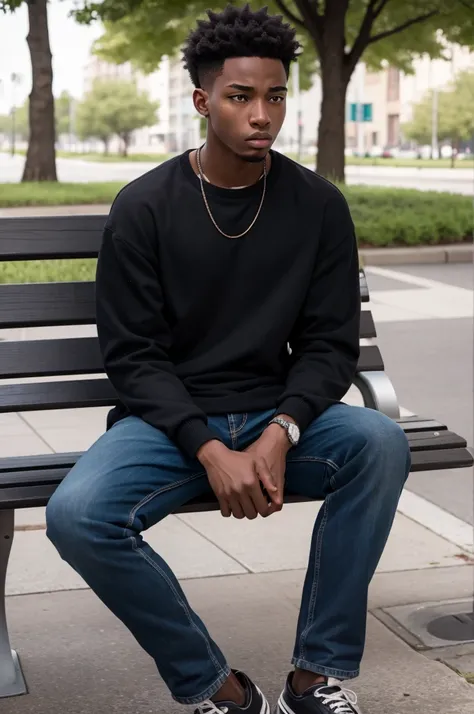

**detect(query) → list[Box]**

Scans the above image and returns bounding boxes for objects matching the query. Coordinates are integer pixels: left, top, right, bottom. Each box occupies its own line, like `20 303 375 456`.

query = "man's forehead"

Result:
218 56 288 86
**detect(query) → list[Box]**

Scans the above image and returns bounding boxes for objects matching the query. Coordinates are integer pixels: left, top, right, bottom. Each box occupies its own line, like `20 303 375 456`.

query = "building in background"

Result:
82 55 170 153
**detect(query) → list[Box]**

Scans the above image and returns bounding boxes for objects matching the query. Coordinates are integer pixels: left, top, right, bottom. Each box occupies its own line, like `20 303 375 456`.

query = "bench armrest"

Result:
354 371 401 419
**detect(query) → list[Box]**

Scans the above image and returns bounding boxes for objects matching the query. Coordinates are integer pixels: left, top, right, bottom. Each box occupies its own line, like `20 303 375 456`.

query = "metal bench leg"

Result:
0 510 27 697
354 370 401 419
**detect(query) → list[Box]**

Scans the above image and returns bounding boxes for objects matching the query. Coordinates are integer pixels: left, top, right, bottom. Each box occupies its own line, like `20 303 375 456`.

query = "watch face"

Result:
288 423 300 445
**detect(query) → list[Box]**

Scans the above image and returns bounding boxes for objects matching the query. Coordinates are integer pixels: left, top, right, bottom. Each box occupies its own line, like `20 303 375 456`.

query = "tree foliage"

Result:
75 79 159 155
404 70 474 149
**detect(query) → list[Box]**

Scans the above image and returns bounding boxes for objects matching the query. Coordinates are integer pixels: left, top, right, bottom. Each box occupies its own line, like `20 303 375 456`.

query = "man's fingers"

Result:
255 457 278 494
228 497 245 520
249 483 272 518
239 493 258 520
218 497 231 518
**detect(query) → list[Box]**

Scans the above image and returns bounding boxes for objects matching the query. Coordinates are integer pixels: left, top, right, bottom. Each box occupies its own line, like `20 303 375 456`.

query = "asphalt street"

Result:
366 263 473 525
1 153 474 194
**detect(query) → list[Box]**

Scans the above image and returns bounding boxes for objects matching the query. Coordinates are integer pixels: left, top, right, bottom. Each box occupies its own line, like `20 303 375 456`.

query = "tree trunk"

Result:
316 62 348 182
103 138 109 155
121 134 130 157
22 0 57 182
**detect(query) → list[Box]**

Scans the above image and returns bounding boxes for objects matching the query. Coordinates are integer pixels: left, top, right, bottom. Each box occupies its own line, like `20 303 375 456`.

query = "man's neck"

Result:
191 137 270 189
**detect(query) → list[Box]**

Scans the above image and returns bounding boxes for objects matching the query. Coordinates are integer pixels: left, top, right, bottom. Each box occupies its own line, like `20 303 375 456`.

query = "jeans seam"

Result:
287 456 340 472
233 413 248 435
131 536 224 675
298 493 332 662
124 470 207 533
228 414 237 449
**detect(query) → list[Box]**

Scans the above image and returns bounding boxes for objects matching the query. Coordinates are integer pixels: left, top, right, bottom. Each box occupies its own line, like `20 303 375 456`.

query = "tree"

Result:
1 0 57 181
404 70 474 165
75 0 474 181
75 79 159 155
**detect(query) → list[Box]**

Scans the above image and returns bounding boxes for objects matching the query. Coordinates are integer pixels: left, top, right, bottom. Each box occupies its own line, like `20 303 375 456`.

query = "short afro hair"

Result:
183 4 301 88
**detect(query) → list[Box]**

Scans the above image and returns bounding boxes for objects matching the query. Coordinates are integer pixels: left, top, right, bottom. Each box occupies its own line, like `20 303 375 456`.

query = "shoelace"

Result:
195 701 229 714
314 685 358 713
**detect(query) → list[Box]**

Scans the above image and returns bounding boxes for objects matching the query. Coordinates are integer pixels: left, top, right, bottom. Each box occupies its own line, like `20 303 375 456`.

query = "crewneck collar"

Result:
180 148 281 201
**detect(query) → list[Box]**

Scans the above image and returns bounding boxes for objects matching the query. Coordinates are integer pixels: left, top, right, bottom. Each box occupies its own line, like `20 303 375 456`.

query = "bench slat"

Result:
0 215 104 260
406 430 467 451
0 282 95 328
0 339 382 380
410 448 474 471
0 378 116 412
398 418 447 432
0 281 375 332
1 447 473 509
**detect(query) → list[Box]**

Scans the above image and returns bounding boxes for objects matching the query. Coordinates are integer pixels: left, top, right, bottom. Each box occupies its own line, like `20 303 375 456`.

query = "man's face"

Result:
197 56 288 162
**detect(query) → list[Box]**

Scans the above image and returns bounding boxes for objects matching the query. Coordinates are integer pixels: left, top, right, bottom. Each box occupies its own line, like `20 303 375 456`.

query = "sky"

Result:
0 0 103 113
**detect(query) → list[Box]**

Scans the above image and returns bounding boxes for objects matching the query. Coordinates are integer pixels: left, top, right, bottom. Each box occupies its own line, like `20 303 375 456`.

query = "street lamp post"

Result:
10 73 21 158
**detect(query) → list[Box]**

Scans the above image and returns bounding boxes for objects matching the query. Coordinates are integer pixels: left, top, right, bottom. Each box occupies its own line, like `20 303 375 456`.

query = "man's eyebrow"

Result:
226 83 288 92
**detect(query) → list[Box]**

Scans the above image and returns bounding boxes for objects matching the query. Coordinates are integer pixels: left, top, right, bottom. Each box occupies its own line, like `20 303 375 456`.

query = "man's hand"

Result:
245 422 291 516
197 440 279 520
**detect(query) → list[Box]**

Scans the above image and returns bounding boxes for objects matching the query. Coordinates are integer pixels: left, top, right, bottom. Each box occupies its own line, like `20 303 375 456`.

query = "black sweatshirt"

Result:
96 150 361 459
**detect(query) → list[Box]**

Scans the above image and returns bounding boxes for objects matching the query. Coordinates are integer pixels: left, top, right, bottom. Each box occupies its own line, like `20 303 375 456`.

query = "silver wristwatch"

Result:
269 417 301 446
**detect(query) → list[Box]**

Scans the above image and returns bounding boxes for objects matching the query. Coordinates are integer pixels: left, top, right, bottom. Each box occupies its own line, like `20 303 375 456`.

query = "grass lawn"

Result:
10 149 473 169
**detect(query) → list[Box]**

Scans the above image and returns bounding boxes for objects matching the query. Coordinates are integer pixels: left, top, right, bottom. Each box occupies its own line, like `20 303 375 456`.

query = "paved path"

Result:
1 153 473 193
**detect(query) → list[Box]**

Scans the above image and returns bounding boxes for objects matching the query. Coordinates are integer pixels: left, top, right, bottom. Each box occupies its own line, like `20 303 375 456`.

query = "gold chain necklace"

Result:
196 145 267 239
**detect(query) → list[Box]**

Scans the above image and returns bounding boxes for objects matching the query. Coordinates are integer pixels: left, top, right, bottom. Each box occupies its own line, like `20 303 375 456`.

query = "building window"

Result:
387 67 400 102
387 114 400 146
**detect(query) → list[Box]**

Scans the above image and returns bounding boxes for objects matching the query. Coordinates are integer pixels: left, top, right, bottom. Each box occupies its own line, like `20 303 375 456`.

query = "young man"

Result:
46 5 411 714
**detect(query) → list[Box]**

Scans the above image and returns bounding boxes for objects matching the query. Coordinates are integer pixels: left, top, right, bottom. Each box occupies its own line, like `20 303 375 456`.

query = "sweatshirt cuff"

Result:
175 418 222 460
277 396 317 433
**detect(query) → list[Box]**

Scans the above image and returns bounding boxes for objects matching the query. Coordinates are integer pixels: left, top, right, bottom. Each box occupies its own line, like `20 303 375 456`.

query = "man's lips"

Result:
246 137 272 148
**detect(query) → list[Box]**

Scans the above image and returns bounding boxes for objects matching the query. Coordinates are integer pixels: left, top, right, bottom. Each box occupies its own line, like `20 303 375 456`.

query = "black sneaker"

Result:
195 671 270 714
277 672 361 714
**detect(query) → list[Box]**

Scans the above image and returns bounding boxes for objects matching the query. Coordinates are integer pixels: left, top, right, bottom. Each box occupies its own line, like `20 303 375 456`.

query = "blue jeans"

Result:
46 404 410 704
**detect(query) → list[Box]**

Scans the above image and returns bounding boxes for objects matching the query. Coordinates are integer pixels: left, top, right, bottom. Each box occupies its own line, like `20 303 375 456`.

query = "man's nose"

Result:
250 100 270 128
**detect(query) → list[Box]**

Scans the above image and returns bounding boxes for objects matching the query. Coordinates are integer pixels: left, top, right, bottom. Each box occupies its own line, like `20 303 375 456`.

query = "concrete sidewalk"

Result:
5 567 474 714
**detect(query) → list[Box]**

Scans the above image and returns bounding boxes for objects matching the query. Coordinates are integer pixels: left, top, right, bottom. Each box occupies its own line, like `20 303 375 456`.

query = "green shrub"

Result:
0 182 471 284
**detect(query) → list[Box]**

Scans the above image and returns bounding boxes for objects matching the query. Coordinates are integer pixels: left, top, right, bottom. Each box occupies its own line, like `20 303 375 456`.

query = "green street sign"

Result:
349 103 372 122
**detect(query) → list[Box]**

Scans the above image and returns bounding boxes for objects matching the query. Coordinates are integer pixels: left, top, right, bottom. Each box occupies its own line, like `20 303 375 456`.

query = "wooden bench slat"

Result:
410 448 474 471
406 430 467 451
0 452 82 474
357 345 384 371
360 311 376 338
0 378 116 412
398 418 447 432
0 338 103 379
0 340 382 394
0 282 95 328
0 282 375 333
0 215 104 261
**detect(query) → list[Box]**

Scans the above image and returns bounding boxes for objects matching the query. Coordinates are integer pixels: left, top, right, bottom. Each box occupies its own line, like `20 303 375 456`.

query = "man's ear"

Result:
193 88 209 117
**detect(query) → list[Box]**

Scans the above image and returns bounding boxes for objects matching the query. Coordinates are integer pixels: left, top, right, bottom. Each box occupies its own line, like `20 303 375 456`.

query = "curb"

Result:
360 245 473 266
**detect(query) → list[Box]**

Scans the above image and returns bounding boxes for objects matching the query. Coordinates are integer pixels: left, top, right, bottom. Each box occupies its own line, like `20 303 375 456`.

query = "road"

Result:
365 263 473 525
1 153 474 194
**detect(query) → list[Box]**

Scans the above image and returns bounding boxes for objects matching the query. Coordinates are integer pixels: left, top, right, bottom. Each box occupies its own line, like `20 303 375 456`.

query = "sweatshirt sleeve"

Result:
96 224 222 459
276 191 361 431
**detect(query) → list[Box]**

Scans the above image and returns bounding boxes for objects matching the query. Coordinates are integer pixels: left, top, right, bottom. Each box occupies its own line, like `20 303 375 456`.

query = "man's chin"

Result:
240 148 270 164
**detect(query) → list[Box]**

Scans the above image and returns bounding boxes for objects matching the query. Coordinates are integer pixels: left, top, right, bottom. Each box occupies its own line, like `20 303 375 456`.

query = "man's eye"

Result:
270 96 285 103
231 94 248 102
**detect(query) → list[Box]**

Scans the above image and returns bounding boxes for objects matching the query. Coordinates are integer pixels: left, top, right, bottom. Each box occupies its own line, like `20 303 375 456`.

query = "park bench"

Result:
0 214 472 698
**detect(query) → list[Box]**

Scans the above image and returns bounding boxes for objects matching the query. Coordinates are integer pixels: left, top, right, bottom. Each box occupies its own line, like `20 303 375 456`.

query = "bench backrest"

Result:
0 215 383 416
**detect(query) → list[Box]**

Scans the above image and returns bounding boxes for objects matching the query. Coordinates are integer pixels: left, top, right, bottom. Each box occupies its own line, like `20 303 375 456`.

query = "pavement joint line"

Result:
17 411 56 454
174 514 253 574
399 489 474 554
